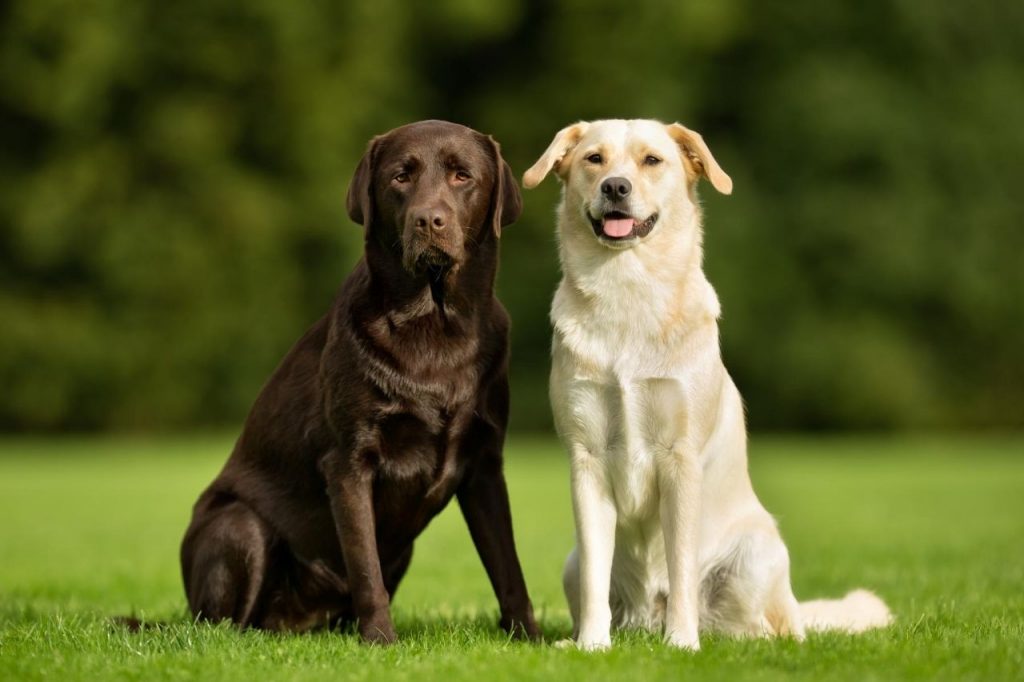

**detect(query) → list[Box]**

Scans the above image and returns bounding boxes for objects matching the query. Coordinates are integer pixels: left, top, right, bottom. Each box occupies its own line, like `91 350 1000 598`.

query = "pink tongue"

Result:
603 217 635 238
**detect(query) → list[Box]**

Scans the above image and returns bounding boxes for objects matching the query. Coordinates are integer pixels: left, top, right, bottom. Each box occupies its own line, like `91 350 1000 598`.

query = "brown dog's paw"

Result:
500 612 542 642
358 615 398 645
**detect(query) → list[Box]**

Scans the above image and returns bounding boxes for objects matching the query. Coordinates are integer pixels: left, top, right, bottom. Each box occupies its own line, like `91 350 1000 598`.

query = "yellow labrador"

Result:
524 119 891 651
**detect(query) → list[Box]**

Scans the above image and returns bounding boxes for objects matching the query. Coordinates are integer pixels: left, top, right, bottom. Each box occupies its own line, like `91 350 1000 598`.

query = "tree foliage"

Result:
2 0 1021 431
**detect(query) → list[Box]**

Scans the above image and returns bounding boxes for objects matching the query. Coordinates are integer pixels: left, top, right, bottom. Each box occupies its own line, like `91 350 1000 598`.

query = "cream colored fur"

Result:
524 119 892 651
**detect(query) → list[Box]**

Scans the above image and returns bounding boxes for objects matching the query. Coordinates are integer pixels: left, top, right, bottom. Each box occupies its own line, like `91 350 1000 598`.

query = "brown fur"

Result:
180 120 538 644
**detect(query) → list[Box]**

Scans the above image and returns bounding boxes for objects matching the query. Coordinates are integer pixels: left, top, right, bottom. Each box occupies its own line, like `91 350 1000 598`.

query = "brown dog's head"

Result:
346 120 521 279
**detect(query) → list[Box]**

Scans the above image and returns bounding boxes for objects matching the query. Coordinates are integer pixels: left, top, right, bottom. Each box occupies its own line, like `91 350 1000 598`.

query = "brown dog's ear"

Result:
493 157 523 236
484 136 522 237
346 136 381 226
666 123 733 195
522 122 590 189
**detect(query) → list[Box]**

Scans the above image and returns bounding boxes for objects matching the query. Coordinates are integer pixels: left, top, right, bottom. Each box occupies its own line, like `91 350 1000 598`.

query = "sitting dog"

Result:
524 119 891 650
181 120 539 644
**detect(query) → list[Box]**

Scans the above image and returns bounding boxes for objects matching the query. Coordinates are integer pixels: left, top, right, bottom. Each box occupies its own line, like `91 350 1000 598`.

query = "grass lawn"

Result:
1 434 1022 680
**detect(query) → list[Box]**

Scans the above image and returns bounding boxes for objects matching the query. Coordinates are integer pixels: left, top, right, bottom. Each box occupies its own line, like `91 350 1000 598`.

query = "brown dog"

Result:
180 120 539 644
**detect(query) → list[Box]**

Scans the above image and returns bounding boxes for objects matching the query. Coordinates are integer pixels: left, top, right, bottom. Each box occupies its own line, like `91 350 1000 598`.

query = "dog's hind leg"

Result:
764 573 804 639
704 522 805 640
181 495 276 627
184 496 358 633
751 530 805 639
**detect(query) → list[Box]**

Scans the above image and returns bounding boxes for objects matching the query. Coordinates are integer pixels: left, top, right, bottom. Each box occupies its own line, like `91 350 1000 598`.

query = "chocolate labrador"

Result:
180 120 539 644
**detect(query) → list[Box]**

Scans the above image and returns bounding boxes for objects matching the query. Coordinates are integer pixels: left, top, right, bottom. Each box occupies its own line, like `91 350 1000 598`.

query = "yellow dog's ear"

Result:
666 123 733 195
522 122 590 189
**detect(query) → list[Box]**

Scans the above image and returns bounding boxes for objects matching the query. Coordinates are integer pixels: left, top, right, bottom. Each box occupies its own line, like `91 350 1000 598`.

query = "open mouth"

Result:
587 210 659 242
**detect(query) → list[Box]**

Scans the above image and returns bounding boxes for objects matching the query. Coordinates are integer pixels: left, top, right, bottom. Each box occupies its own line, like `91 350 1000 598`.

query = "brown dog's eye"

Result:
586 153 603 164
454 170 471 182
643 155 662 166
393 172 410 184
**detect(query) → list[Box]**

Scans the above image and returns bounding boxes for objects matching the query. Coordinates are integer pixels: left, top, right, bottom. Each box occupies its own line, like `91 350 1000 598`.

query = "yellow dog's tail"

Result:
799 589 893 633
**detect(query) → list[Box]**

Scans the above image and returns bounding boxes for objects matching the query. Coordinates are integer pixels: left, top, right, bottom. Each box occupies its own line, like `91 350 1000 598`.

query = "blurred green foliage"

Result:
1 1 1022 432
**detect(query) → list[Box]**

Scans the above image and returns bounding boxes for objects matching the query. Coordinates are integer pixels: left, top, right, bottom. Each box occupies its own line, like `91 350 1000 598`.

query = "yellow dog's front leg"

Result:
658 443 703 651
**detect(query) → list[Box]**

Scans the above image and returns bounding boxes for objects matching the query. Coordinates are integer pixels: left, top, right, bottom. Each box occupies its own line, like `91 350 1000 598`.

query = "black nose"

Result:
601 177 632 201
414 212 447 231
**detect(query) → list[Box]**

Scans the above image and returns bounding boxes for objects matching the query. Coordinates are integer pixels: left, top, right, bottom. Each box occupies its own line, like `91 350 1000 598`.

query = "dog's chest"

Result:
571 373 690 521
366 410 468 532
375 407 466 483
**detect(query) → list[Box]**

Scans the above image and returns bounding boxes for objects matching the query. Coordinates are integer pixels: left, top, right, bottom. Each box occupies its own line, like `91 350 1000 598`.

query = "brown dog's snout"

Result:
412 209 450 232
403 201 461 274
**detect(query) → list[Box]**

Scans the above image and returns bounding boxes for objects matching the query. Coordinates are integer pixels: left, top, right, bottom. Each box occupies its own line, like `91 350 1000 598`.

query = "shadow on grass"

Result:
0 601 578 651
4 598 891 657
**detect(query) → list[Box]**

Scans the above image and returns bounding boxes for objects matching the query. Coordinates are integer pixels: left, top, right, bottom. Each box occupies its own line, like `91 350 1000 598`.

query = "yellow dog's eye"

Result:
643 155 662 166
586 153 603 164
393 172 410 184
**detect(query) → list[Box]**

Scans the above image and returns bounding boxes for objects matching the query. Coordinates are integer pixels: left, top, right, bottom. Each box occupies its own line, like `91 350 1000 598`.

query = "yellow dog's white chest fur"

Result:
552 305 709 510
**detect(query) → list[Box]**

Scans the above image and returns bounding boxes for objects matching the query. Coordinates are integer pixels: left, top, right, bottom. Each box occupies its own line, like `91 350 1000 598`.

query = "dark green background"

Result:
2 1 1022 432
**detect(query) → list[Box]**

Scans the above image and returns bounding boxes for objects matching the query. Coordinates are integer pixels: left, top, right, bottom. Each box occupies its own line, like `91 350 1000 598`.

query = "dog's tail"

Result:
799 589 892 633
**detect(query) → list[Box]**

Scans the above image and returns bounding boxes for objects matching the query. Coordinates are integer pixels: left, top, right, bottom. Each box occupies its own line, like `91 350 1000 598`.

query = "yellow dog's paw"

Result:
665 633 700 652
554 636 612 651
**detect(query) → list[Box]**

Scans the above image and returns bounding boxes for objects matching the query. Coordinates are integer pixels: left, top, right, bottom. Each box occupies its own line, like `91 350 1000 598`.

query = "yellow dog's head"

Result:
524 119 731 250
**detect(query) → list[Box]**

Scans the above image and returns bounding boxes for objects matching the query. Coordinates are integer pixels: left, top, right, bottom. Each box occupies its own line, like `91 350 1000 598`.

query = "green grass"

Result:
1 434 1022 680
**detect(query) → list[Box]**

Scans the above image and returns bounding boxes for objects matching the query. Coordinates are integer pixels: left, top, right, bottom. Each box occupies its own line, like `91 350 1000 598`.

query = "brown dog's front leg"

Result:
322 451 396 644
457 461 540 640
